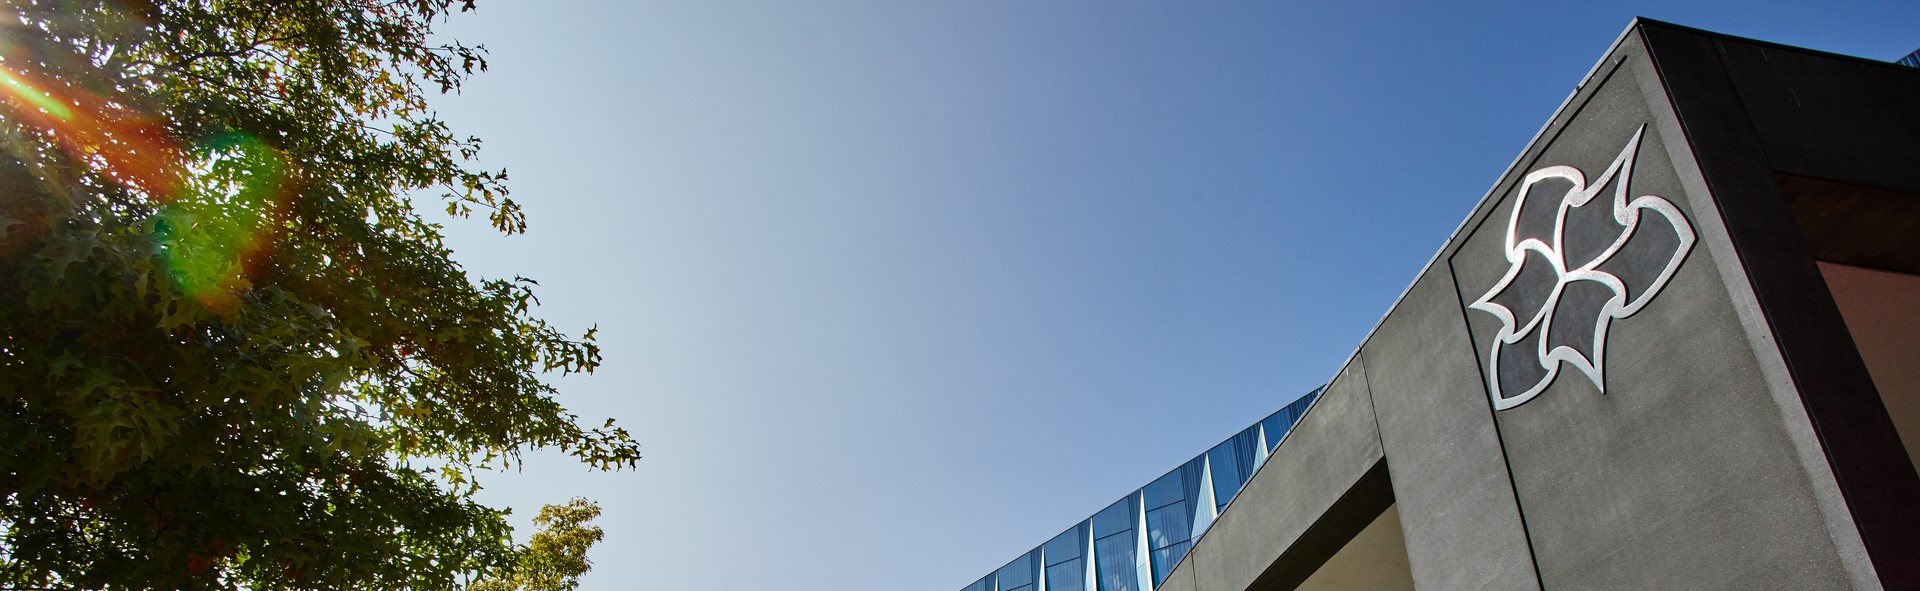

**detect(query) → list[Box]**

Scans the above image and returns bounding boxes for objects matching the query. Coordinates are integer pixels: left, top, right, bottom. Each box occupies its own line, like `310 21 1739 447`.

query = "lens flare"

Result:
0 68 75 121
0 61 183 199
0 56 291 311
153 133 291 311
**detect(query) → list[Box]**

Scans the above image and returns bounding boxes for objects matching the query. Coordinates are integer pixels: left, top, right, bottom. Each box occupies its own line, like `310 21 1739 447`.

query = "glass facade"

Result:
1900 48 1920 68
1042 523 1090 591
954 387 1323 591
997 550 1040 591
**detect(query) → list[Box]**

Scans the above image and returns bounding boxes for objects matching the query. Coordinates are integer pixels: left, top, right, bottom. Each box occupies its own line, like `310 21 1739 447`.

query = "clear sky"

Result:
418 2 1920 589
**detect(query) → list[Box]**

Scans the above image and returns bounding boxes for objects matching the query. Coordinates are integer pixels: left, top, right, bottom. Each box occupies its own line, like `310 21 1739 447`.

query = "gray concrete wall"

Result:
1445 40 1858 589
1173 359 1382 591
1293 505 1413 591
1361 269 1537 591
1651 25 1920 583
1151 20 1915 591
1637 22 1920 587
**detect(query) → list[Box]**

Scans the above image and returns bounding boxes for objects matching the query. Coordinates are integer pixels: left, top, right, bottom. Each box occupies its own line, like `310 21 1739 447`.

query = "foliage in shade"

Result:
0 1 638 589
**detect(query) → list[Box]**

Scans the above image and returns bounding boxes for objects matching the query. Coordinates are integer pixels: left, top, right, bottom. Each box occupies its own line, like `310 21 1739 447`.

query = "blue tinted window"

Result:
1090 496 1134 540
1261 387 1321 452
1044 523 1085 564
1046 558 1086 591
1090 496 1139 591
997 551 1036 591
1143 458 1209 586
1208 425 1261 511
1044 524 1088 591
1146 500 1189 550
1150 541 1192 585
954 389 1325 591
1206 442 1242 504
1093 529 1138 591
1142 469 1185 512
1261 407 1294 452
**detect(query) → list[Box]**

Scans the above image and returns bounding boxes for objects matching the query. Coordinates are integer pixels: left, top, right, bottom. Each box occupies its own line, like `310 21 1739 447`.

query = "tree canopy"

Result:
0 1 637 589
473 499 604 591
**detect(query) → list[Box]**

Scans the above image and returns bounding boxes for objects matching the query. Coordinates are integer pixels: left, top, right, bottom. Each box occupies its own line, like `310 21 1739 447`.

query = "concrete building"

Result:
955 19 1920 591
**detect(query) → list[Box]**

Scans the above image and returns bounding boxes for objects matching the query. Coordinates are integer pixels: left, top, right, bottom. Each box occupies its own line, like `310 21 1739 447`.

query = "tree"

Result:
472 499 604 591
0 1 638 589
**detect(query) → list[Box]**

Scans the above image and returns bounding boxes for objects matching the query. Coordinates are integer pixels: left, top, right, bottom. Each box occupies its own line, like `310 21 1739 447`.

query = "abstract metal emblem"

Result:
1470 125 1696 411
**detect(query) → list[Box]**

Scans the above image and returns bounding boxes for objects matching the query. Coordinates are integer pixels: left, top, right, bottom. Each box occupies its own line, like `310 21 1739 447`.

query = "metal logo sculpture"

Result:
1470 125 1696 411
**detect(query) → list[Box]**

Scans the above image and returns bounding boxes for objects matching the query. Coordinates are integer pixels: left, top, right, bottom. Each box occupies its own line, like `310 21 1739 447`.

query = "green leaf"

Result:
0 3 635 589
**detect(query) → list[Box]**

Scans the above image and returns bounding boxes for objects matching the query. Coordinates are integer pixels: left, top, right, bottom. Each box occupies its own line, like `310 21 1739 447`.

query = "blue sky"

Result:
420 2 1920 589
